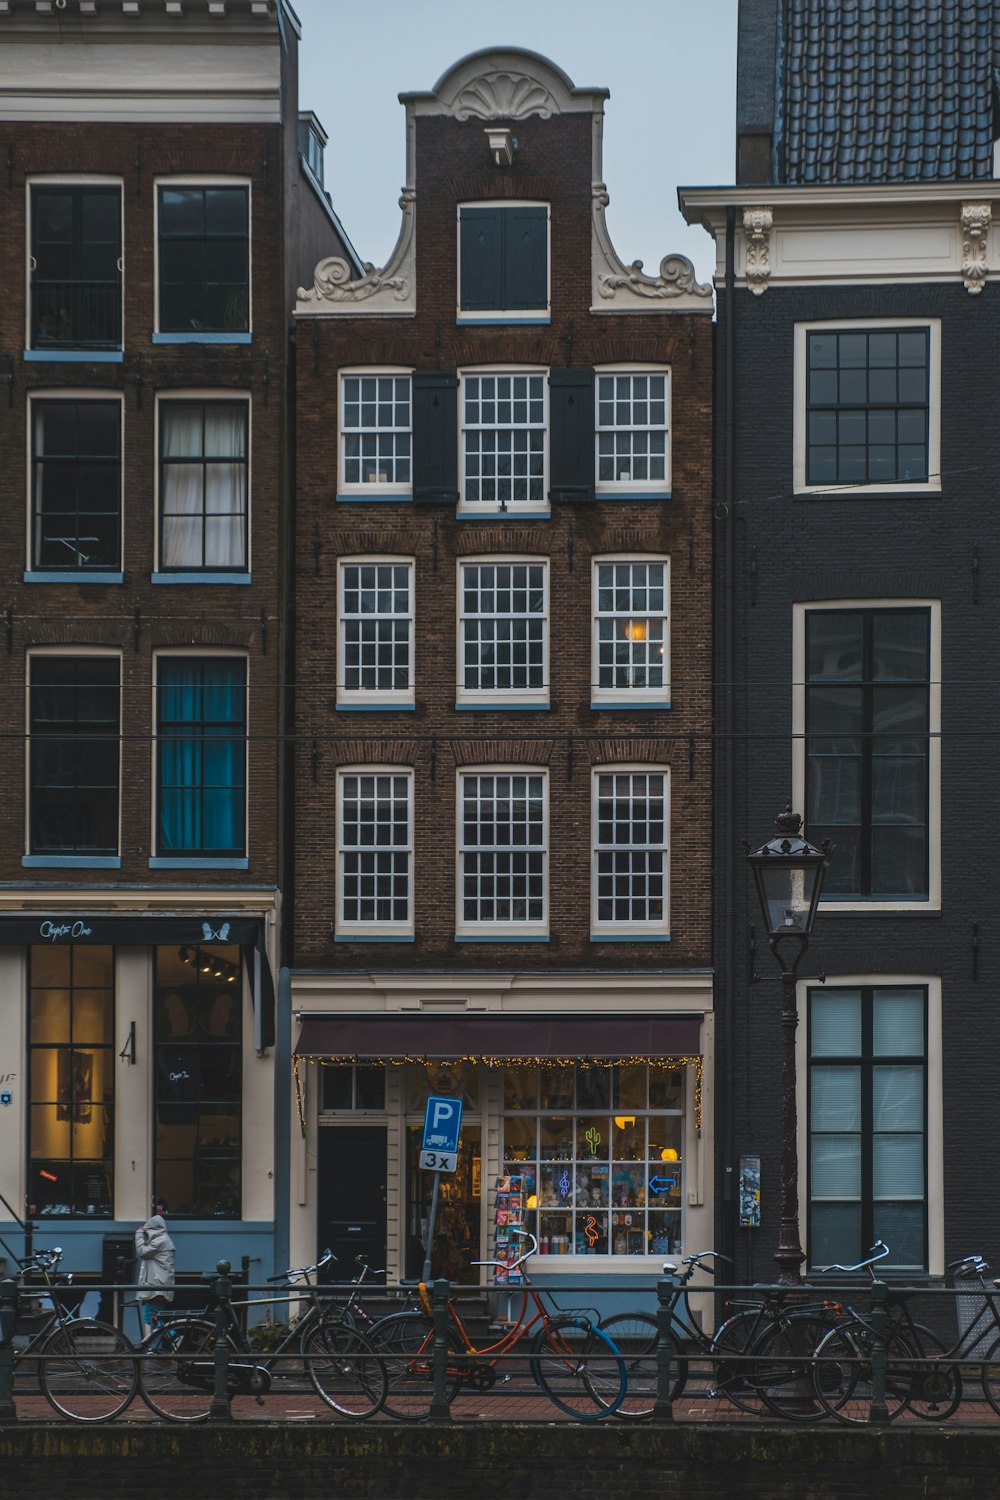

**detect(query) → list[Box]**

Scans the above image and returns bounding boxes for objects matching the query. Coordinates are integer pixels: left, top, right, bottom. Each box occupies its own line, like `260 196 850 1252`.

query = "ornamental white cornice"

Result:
743 205 773 295
403 46 607 119
960 202 990 294
296 188 416 317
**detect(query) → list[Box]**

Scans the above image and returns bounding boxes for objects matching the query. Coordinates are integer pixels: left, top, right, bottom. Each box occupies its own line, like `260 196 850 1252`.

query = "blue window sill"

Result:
594 491 672 502
457 316 551 326
24 570 123 584
589 933 671 943
25 349 123 363
336 492 413 504
151 572 251 585
336 702 416 712
149 857 249 870
456 934 549 943
153 332 251 345
591 700 672 711
455 702 549 711
334 933 415 943
23 855 121 869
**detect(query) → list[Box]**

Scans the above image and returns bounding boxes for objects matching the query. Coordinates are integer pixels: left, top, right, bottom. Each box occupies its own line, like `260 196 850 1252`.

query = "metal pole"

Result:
209 1259 233 1422
421 1172 441 1284
650 1275 674 1422
774 963 805 1286
427 1277 453 1422
868 1279 890 1425
0 1277 18 1422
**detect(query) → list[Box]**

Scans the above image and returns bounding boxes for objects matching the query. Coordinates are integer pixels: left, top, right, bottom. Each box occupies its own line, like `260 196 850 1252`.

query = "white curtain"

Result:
162 403 246 569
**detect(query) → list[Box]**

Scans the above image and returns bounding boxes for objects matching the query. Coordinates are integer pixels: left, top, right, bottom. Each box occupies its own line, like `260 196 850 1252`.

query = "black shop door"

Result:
317 1126 388 1280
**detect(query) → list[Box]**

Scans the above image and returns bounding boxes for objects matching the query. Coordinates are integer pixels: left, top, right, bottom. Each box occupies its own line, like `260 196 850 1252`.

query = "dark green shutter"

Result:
504 206 548 311
459 207 503 311
549 368 595 503
412 370 458 504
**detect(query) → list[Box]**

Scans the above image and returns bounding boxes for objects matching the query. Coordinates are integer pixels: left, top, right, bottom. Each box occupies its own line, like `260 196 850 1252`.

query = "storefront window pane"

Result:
504 1067 538 1110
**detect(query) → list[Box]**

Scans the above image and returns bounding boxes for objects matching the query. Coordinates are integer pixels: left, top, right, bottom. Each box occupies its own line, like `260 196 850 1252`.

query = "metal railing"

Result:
30 279 122 349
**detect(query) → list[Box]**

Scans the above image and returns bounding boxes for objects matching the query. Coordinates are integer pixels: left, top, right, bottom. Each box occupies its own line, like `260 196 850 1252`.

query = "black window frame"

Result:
157 183 250 335
807 984 928 1273
458 203 549 317
31 397 122 573
806 606 931 901
29 183 122 351
805 326 931 488
157 398 249 572
28 654 121 857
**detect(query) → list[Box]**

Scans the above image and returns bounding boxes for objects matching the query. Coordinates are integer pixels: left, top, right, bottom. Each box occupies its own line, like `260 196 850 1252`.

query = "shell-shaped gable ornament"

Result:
454 71 558 121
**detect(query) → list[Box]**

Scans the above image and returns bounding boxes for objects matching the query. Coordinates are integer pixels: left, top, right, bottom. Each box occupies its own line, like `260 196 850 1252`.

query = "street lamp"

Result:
746 803 830 1285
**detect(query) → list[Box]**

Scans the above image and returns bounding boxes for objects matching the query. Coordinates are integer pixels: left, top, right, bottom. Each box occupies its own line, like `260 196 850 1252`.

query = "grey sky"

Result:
292 0 738 286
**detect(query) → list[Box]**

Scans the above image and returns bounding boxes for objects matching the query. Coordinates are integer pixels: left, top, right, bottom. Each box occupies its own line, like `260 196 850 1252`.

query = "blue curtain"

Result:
158 660 245 854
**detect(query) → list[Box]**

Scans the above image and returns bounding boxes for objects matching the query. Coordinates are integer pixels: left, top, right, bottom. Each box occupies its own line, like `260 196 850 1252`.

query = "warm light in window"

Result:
624 620 646 642
661 1147 679 1162
526 1194 538 1209
614 1116 636 1130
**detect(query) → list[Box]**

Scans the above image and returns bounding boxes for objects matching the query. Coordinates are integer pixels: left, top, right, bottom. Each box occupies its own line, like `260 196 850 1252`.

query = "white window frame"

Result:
792 599 941 912
336 767 414 941
149 648 250 869
25 388 125 581
456 767 548 940
594 364 671 498
796 972 943 1277
456 556 549 709
456 200 551 325
25 175 125 357
590 765 670 939
336 557 415 710
153 175 252 341
153 389 251 581
337 367 413 501
24 646 123 867
591 555 670 709
458 366 549 517
793 319 941 496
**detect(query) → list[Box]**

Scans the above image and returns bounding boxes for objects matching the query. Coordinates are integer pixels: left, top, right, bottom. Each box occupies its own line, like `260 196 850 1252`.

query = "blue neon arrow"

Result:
648 1175 678 1195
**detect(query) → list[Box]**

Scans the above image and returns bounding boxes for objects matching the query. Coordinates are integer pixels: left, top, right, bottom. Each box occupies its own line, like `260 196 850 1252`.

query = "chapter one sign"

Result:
420 1095 463 1174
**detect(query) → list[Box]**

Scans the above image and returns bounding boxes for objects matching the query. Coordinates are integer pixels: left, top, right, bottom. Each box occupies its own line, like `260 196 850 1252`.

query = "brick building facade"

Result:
288 49 715 1290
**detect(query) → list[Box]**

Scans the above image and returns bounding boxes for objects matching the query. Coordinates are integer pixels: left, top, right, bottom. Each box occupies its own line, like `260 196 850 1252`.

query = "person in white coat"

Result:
135 1202 175 1328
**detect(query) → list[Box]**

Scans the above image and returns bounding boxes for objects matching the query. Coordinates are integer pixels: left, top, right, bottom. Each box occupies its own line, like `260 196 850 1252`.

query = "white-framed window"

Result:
338 369 412 500
155 392 249 575
457 202 550 325
459 369 547 515
457 558 548 708
336 768 413 938
793 320 941 495
337 558 414 709
591 557 670 708
793 599 941 912
457 769 547 938
595 367 670 497
501 1062 684 1258
591 767 669 938
153 177 251 343
26 176 124 357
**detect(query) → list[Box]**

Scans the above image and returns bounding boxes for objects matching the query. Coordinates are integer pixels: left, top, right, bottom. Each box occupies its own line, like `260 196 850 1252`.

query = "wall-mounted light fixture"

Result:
485 126 515 166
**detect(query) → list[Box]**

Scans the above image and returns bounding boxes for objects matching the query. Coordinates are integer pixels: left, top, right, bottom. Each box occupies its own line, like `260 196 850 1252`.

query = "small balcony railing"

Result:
30 278 122 350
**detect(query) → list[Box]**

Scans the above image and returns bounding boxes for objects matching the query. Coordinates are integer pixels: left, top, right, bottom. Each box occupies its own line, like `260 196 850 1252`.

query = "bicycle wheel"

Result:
596 1313 680 1419
138 1317 240 1423
811 1323 914 1425
710 1308 773 1415
980 1339 1000 1416
39 1319 137 1423
302 1321 387 1420
531 1319 625 1421
366 1311 462 1421
904 1323 960 1422
751 1313 840 1422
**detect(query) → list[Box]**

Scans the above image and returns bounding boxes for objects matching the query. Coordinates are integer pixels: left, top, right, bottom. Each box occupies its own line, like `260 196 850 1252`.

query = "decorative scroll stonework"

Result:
961 202 991 294
743 206 773 295
296 188 416 317
591 182 712 313
453 71 559 120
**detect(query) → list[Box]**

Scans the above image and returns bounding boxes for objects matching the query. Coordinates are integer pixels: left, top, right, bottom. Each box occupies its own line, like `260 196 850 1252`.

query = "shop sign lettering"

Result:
38 920 94 942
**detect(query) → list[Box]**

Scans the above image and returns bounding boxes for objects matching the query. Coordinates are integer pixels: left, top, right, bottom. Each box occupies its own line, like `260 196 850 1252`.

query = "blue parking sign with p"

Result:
422 1095 463 1155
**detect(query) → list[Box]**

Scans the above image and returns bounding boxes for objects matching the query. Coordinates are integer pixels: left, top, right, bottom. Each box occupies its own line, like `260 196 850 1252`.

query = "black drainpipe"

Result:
720 205 737 1272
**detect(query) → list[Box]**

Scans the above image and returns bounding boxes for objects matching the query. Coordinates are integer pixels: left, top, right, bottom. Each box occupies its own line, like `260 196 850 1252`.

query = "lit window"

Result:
592 558 669 706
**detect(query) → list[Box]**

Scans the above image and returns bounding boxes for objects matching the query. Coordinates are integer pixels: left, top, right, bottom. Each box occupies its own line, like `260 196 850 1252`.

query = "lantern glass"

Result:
752 856 824 937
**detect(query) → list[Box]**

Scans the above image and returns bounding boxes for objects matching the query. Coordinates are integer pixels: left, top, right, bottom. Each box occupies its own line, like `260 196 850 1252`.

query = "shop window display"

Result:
502 1064 682 1256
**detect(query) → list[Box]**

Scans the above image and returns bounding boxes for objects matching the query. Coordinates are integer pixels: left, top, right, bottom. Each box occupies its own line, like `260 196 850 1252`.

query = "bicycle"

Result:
367 1228 627 1421
812 1246 1000 1424
12 1246 137 1423
137 1249 387 1422
594 1249 841 1421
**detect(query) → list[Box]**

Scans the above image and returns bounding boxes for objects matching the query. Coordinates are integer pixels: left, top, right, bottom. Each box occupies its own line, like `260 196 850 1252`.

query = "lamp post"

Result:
746 803 830 1286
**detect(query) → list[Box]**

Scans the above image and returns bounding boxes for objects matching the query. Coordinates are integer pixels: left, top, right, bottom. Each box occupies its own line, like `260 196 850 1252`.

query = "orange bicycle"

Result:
367 1228 626 1420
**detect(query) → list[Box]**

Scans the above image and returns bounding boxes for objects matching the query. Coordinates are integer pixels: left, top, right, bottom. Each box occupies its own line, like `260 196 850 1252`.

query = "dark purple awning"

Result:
293 1014 702 1060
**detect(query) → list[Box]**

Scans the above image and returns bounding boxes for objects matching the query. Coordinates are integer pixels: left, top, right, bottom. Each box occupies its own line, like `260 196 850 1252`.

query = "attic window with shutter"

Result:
458 203 550 324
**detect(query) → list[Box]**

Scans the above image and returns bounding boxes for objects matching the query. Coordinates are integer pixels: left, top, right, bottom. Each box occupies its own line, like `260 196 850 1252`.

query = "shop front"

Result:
0 902 278 1280
288 973 714 1294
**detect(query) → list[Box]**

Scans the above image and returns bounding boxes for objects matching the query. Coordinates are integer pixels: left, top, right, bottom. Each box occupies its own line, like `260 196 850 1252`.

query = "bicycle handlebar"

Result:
267 1247 335 1284
816 1240 889 1275
471 1226 538 1273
